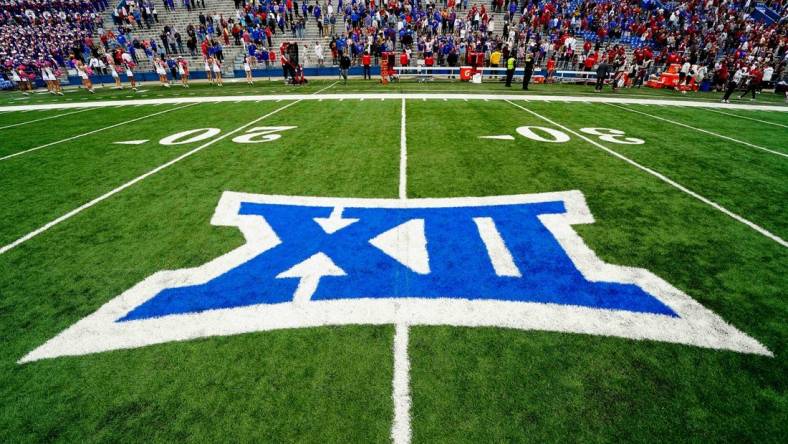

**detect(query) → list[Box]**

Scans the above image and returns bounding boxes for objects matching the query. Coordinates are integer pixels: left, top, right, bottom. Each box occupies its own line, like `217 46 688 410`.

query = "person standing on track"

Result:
178 57 190 87
521 52 534 90
124 61 138 91
339 51 351 84
722 65 746 103
204 57 213 84
362 51 371 80
75 60 95 93
594 59 610 92
243 54 254 85
505 53 516 87
739 65 761 101
211 56 223 86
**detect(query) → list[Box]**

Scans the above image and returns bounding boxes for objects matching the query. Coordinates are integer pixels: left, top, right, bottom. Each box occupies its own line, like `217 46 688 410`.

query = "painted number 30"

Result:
515 126 645 145
159 126 297 145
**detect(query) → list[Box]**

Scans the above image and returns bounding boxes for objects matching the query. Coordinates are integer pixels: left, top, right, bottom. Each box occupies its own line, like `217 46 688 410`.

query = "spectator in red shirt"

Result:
362 51 371 79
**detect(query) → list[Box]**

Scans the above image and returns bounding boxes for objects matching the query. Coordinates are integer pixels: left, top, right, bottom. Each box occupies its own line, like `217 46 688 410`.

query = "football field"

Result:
0 80 786 442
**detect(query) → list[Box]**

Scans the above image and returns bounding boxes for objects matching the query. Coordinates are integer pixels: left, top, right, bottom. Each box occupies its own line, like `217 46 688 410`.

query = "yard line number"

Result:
159 126 297 146
515 126 645 145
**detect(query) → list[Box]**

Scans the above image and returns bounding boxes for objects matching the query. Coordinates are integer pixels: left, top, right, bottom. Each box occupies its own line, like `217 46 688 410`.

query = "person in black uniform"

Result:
339 52 351 84
595 60 610 91
522 51 534 90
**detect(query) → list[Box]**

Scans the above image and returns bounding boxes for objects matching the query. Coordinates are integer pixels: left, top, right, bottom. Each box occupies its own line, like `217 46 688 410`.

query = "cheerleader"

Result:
204 57 213 84
75 60 94 93
124 62 138 91
10 65 28 95
154 57 170 87
48 61 64 95
107 56 122 89
211 56 223 86
243 54 254 85
177 57 190 88
41 61 56 94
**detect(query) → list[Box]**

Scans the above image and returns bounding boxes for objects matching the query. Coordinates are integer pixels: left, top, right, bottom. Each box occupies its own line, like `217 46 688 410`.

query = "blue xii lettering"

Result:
19 191 771 363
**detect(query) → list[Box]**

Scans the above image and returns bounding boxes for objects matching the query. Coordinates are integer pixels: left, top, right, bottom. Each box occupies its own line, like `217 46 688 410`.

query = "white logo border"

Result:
19 190 771 363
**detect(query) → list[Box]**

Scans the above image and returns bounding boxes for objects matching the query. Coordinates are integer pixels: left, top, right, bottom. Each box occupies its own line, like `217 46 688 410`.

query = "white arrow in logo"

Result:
369 219 430 275
276 252 347 303
313 207 359 234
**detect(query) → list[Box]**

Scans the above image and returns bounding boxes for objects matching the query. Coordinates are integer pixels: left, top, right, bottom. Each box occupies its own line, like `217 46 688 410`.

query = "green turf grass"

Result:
405 99 786 441
0 97 785 442
2 79 787 106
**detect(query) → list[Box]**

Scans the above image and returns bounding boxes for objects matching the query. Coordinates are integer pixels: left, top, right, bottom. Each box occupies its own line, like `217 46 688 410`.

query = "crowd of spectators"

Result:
0 1 109 79
0 0 786 95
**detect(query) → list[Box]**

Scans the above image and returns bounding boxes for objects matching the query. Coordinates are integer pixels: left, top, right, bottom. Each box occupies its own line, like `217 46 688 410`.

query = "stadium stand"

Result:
0 0 785 90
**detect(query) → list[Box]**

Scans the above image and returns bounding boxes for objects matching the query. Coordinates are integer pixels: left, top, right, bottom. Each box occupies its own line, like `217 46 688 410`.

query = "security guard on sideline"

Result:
522 51 535 90
505 54 516 87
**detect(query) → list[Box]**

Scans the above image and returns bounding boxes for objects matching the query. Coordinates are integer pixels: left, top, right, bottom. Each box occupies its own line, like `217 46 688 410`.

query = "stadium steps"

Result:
103 5 244 75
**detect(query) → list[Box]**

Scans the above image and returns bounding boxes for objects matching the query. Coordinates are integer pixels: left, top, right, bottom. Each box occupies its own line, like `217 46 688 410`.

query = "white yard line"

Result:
505 100 787 248
0 108 93 130
0 100 301 256
391 323 412 444
314 81 339 94
399 98 408 200
0 104 196 162
1 93 786 112
699 107 788 129
607 103 787 159
391 98 412 444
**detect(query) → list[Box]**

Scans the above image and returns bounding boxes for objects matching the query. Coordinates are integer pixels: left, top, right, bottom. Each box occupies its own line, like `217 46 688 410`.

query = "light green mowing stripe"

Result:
0 104 196 161
0 101 300 255
606 103 787 158
505 100 787 247
699 107 788 128
0 107 93 130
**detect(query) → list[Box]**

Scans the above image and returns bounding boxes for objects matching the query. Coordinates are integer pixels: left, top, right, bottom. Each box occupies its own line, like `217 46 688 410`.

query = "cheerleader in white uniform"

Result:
107 56 122 89
75 60 94 93
211 56 223 86
177 57 189 87
155 57 170 87
41 63 54 94
243 55 253 85
124 62 137 91
204 58 213 84
46 59 64 95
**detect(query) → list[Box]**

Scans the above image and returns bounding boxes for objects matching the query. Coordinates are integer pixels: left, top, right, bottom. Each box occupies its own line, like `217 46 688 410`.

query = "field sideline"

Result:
0 81 786 442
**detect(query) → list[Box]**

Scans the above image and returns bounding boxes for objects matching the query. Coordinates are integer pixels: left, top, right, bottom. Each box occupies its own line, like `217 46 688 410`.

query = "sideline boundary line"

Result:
0 104 196 161
505 100 787 248
607 103 787 159
699 107 788 129
1 93 786 112
0 107 93 130
0 100 301 255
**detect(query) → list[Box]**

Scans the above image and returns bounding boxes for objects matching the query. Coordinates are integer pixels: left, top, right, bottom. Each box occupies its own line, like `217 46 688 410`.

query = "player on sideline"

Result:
243 54 254 85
